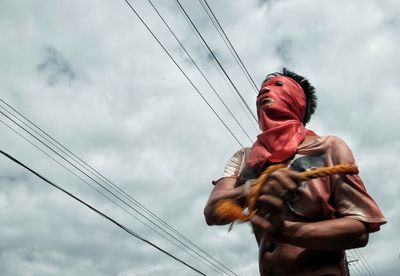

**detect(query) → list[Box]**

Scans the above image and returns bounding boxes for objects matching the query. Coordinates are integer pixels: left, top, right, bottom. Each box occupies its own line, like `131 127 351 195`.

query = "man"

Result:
204 68 386 276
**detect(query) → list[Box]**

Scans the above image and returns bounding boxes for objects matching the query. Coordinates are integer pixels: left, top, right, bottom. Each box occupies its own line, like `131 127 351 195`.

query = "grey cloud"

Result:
37 47 76 86
275 38 292 66
1 0 399 275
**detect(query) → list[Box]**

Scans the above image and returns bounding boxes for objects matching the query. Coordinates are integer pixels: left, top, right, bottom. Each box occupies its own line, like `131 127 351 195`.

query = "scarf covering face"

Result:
247 75 314 168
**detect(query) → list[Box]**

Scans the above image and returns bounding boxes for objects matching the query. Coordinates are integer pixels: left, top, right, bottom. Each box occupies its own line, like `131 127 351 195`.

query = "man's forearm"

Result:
204 178 246 225
277 217 369 251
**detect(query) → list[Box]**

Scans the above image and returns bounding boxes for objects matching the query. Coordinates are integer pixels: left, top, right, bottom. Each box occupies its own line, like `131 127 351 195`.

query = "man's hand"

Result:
251 168 302 234
204 177 249 225
250 168 370 250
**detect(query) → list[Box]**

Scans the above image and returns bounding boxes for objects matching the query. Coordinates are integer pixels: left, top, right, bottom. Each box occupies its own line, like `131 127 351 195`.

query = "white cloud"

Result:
1 0 399 275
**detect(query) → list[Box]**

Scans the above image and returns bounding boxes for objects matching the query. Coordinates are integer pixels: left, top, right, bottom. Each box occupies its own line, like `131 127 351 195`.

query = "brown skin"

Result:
204 177 248 225
204 168 369 251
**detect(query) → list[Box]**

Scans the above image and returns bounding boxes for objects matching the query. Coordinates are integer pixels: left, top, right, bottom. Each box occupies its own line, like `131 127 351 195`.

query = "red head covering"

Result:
247 75 316 168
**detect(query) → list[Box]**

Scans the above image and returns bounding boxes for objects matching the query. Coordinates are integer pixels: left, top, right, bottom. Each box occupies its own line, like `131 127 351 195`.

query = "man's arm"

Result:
280 218 368 250
251 214 368 250
204 177 247 225
250 168 370 251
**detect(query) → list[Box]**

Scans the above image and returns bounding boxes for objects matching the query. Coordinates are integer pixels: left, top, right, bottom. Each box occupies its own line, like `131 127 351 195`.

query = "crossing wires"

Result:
346 249 378 276
0 99 239 276
174 0 258 123
198 0 259 94
1 0 261 274
122 0 246 147
146 0 253 144
170 0 259 132
123 0 257 147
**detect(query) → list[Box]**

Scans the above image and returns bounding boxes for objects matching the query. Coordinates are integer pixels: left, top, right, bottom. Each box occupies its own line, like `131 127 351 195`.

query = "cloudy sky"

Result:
1 0 399 275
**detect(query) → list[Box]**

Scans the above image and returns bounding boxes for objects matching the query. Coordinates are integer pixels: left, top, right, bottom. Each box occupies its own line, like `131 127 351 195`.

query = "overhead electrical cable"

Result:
351 249 375 276
0 118 129 210
0 117 223 275
354 248 377 276
174 0 258 123
0 149 206 276
171 0 259 132
198 0 253 91
346 252 364 276
198 0 259 94
0 102 236 276
3 105 378 276
350 249 373 276
346 249 375 276
147 0 253 144
128 0 255 264
0 99 237 275
0 99 236 276
122 0 244 148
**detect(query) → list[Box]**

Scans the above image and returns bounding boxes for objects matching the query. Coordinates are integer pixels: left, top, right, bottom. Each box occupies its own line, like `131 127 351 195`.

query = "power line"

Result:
0 99 237 275
198 0 259 94
172 0 259 132
122 0 244 148
0 101 236 276
349 251 368 276
1 0 251 273
0 149 206 276
352 249 376 276
0 100 237 275
0 116 224 275
174 0 258 123
346 252 364 276
147 0 253 144
355 248 377 276
138 3 250 271
198 0 254 91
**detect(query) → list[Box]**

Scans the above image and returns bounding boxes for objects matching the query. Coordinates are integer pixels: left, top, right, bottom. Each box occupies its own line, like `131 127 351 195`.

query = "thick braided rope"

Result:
215 163 358 223
246 163 359 215
298 163 358 181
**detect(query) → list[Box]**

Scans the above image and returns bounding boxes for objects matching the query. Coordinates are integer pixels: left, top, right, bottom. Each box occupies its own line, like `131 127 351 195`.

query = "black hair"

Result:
262 68 317 125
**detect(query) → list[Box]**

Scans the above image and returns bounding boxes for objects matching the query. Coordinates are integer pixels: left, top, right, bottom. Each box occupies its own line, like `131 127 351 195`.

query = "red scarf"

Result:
247 76 316 168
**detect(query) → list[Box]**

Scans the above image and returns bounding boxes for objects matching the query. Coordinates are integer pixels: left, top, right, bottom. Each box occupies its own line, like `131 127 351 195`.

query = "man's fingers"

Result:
249 213 274 230
261 168 301 198
250 213 283 234
262 179 284 196
271 169 300 190
257 194 285 214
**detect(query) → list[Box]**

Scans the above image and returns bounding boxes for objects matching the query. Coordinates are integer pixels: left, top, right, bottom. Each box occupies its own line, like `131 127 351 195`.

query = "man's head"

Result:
248 68 317 165
259 68 317 125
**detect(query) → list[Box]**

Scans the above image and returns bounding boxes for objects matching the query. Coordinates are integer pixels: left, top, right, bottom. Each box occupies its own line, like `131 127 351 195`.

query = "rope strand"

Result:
216 163 359 223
